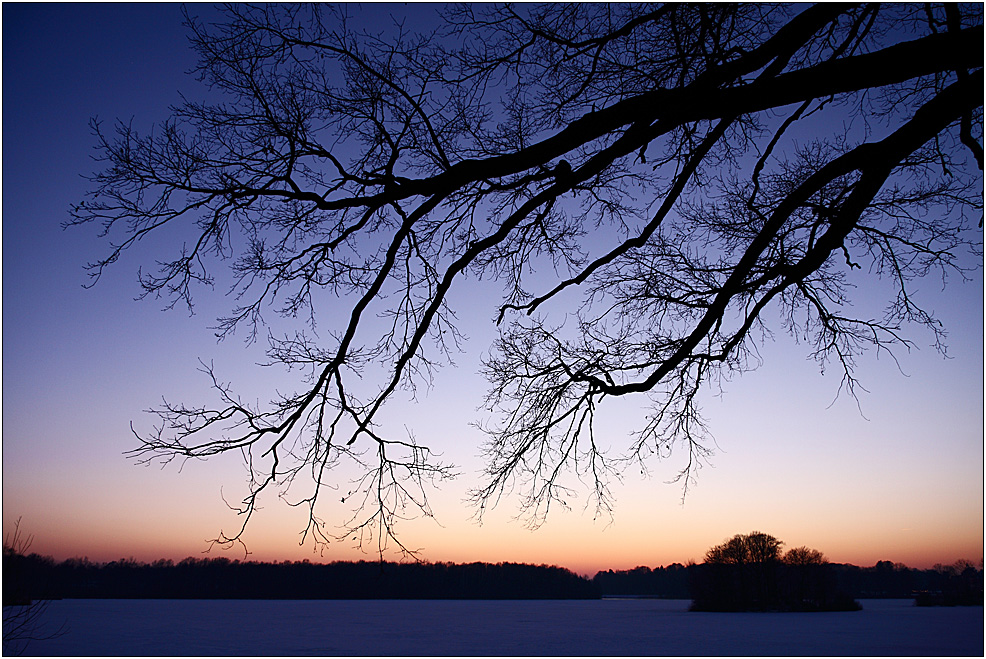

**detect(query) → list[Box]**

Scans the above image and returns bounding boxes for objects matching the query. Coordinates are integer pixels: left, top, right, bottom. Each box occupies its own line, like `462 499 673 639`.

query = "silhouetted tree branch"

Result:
71 4 983 553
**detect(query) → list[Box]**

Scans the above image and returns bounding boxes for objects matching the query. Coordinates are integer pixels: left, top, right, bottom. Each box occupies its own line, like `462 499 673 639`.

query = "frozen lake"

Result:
7 598 983 656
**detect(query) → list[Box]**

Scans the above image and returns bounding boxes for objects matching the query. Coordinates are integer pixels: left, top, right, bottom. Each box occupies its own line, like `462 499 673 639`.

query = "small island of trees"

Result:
688 531 860 612
593 531 982 612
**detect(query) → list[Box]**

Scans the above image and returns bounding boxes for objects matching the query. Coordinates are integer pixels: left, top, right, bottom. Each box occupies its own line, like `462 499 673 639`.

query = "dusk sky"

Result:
2 4 983 576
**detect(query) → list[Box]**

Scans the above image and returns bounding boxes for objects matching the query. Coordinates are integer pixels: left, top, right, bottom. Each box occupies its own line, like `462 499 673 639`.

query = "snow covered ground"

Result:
7 598 983 656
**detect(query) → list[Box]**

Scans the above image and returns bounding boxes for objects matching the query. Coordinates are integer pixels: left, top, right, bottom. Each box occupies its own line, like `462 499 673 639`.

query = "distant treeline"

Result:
2 554 599 602
595 560 984 606
4 552 982 605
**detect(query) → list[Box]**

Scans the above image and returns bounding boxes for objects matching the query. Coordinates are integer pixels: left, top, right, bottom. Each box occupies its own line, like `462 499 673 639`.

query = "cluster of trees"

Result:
689 532 857 611
593 563 692 599
69 3 983 554
869 560 984 606
3 553 598 601
594 532 983 611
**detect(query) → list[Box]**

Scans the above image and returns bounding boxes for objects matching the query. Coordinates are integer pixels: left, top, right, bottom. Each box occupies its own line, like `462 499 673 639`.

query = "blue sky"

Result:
2 4 982 574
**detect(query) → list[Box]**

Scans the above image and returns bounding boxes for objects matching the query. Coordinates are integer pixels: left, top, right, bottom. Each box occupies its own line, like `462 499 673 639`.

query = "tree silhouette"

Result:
693 532 858 611
2 520 65 655
70 5 983 555
701 531 782 607
784 546 825 566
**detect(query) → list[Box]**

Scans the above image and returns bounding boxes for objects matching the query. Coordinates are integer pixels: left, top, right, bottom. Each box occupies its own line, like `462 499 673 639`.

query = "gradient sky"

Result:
3 4 983 576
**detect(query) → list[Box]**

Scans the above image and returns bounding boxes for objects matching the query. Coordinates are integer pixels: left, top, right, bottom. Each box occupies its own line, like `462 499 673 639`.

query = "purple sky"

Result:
2 4 982 574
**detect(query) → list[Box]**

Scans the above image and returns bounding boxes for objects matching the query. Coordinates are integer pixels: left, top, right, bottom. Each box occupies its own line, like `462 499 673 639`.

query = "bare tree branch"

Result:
72 4 983 552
